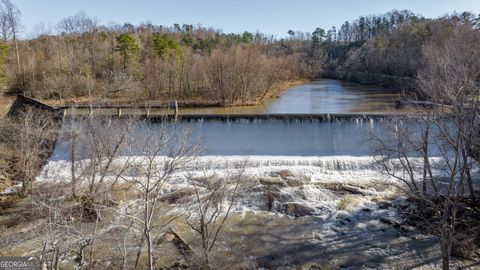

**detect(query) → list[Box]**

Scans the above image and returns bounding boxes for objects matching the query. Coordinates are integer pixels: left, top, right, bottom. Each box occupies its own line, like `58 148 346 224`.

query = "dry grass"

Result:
0 94 14 118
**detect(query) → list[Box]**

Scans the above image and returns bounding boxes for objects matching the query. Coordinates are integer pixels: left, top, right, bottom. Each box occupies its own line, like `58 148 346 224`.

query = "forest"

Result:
0 6 479 105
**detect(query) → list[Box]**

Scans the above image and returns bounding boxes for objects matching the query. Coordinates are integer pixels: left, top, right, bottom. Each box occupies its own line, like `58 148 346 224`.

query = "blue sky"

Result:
14 0 480 37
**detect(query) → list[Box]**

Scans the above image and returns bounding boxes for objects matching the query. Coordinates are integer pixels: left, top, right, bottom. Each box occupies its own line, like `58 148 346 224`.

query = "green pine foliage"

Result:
151 33 183 63
116 33 140 70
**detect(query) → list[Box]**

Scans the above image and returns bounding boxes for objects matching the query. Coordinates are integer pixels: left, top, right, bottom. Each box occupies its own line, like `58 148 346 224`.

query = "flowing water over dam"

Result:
38 113 450 268
45 79 441 183
36 80 453 268
43 79 418 183
175 119 381 156
52 117 392 158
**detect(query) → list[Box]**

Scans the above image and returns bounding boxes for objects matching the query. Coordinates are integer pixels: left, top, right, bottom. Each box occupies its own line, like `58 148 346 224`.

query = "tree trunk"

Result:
71 132 77 199
422 126 429 195
146 227 153 270
12 29 20 73
90 32 96 76
144 195 154 270
462 150 476 203
441 240 450 270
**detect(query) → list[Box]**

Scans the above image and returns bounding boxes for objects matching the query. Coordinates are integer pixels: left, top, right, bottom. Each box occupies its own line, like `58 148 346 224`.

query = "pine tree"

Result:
116 33 140 71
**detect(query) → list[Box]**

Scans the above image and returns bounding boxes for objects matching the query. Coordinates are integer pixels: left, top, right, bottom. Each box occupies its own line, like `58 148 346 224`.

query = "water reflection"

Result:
178 79 400 114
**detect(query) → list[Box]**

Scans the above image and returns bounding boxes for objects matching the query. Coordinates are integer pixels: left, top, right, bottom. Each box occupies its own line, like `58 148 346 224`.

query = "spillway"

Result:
50 116 405 158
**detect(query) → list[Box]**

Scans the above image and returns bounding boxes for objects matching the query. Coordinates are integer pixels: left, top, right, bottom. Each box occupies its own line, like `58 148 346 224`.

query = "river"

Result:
174 79 400 114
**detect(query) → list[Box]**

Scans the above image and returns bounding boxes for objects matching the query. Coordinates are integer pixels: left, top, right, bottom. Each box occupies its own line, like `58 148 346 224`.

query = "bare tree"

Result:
204 46 281 105
9 107 59 195
65 115 133 203
374 23 480 269
0 12 10 42
32 115 140 269
34 178 111 270
418 24 480 269
56 11 98 75
118 119 201 270
185 160 246 269
0 0 21 72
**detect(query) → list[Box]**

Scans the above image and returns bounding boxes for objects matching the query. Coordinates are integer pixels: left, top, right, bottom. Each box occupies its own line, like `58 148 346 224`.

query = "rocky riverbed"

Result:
1 167 472 269
2 155 471 268
150 162 466 269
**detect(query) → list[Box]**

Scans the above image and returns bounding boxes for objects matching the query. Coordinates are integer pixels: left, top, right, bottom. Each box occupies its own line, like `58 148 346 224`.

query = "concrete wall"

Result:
7 95 61 118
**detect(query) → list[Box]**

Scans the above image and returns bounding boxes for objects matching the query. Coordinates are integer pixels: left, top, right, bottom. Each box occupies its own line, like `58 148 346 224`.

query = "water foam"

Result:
38 155 447 184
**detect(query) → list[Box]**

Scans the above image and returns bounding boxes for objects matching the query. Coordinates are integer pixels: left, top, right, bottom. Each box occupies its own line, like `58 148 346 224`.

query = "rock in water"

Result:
281 202 316 217
269 170 293 179
284 177 304 187
158 188 195 204
259 177 287 187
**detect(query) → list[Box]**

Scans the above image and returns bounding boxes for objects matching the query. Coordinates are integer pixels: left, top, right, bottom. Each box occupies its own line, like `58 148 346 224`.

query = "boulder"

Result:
379 217 401 228
284 177 303 187
319 183 374 196
393 199 410 209
281 202 316 217
259 177 287 187
263 186 282 210
265 189 279 211
340 185 375 196
270 170 293 179
377 201 392 209
158 188 195 204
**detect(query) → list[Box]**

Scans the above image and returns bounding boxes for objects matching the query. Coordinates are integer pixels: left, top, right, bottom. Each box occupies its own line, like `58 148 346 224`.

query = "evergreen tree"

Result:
116 33 140 71
311 27 325 47
151 33 183 62
241 31 253 43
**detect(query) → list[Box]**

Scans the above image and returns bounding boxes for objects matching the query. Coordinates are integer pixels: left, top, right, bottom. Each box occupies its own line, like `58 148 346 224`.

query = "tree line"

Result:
318 10 480 91
0 4 320 106
0 2 479 103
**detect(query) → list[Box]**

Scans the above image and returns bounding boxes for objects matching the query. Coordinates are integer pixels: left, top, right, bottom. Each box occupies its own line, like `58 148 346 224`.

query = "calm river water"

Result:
177 79 400 114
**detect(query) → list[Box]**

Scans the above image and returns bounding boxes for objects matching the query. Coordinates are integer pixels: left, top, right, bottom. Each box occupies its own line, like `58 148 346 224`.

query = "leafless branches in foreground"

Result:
27 115 248 269
0 107 59 196
184 160 247 269
373 23 480 269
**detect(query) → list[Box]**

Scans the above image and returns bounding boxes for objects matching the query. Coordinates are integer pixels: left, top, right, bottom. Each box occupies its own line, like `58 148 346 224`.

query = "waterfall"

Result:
38 154 446 184
36 114 451 218
39 116 448 185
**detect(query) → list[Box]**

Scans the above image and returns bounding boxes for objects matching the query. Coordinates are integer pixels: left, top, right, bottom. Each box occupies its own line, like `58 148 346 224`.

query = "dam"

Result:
10 79 433 158
29 80 458 269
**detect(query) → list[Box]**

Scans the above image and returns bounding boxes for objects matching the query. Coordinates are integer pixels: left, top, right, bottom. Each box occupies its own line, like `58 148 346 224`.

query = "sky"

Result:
14 0 480 38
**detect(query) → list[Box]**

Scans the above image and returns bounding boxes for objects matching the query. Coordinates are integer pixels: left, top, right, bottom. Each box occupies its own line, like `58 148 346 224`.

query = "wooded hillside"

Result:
0 2 478 104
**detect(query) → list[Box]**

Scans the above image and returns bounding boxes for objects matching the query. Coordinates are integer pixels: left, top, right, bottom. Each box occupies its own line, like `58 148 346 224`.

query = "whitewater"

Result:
37 151 449 217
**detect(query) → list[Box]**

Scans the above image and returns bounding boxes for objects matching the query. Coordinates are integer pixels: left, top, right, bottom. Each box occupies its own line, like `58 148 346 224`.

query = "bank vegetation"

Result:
0 3 479 104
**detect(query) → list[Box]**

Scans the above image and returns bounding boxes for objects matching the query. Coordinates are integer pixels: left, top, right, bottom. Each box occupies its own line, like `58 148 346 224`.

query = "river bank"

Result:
0 94 18 206
322 70 416 93
44 79 310 108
